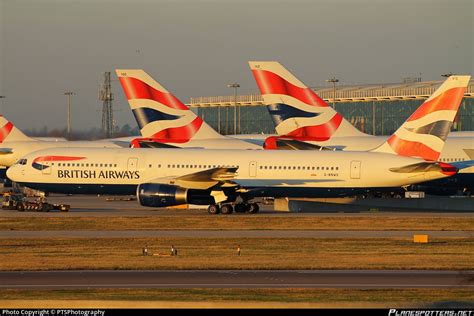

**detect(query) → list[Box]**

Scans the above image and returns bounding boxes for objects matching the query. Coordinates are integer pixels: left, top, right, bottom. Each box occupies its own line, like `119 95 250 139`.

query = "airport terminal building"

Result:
189 79 474 135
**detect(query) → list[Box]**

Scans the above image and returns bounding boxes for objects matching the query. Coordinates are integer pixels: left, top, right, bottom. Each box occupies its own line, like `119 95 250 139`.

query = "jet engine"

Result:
137 183 215 207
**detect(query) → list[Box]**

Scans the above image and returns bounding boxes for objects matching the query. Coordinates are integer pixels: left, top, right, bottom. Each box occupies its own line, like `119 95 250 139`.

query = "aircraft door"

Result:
350 160 361 179
249 161 257 177
127 157 139 171
42 157 52 175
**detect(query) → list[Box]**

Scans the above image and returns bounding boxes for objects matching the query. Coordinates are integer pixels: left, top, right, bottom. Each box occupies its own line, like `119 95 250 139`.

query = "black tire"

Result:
207 204 220 215
16 203 25 212
220 204 234 215
248 203 260 214
234 204 247 213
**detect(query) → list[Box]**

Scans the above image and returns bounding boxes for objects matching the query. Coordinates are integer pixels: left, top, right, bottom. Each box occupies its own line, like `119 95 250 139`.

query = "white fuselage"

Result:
7 147 451 197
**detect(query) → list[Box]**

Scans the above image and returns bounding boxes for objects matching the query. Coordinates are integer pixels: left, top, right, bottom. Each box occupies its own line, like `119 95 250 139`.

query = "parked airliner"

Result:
7 74 465 213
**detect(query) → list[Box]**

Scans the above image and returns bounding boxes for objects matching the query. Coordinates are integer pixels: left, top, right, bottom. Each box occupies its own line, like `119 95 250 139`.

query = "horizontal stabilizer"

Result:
389 162 457 175
129 138 181 149
263 136 337 151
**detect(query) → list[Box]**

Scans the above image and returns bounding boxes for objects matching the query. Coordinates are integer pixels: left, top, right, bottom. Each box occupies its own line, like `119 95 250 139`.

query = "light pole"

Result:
227 83 240 135
325 77 339 110
64 91 74 138
372 101 376 135
217 105 221 133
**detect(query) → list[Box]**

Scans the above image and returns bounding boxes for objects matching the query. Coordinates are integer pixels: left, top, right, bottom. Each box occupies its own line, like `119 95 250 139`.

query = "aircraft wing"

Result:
111 141 134 148
147 167 239 190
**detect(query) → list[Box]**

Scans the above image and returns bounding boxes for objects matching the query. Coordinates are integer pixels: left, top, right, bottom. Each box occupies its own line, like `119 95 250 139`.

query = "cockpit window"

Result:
16 159 28 165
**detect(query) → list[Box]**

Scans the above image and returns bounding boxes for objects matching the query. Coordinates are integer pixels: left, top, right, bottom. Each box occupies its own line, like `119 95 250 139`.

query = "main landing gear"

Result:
207 202 259 215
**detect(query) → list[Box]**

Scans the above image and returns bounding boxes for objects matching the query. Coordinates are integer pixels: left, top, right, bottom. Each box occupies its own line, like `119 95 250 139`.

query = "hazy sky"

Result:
0 0 472 131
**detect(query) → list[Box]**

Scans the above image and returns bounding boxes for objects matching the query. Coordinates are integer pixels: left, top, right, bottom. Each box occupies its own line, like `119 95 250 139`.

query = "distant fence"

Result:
188 80 474 107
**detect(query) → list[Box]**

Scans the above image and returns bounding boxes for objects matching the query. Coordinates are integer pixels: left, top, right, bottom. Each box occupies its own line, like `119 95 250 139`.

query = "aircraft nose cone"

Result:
6 166 18 181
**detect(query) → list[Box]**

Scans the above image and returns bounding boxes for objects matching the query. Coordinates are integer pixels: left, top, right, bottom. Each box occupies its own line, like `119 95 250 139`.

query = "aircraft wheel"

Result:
220 204 234 215
207 204 220 215
248 203 260 214
234 203 247 213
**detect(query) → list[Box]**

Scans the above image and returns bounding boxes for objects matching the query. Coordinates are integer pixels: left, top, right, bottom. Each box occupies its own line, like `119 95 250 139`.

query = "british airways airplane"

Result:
6 75 466 214
249 62 474 192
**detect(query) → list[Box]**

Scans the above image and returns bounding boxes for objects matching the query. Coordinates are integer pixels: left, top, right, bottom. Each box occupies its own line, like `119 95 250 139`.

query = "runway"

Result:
0 230 472 238
1 270 472 289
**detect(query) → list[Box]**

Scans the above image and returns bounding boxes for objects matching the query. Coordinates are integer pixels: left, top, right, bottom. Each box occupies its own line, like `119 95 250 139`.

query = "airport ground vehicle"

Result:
1 192 70 212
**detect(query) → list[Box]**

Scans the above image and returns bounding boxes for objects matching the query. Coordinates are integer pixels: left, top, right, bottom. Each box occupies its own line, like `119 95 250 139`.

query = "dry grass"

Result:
1 288 473 306
0 237 472 270
1 215 472 231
